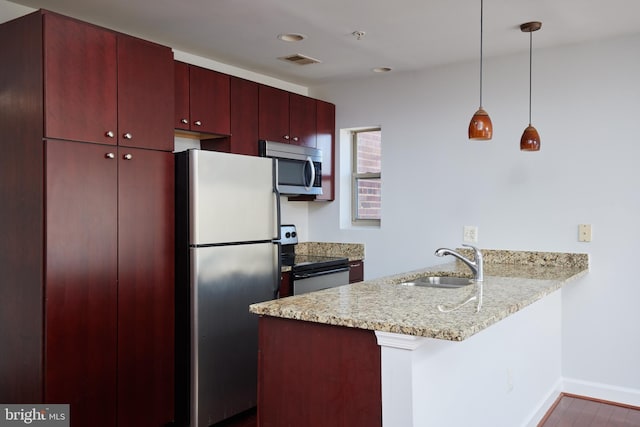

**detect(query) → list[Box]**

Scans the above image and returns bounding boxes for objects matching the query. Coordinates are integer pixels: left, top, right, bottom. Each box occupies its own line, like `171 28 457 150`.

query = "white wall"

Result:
378 291 562 427
308 35 640 403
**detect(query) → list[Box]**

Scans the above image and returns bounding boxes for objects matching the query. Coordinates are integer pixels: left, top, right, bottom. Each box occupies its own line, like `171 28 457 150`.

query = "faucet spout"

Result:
434 244 483 282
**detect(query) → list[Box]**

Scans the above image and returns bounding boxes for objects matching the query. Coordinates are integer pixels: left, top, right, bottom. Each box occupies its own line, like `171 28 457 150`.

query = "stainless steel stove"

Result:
280 225 350 295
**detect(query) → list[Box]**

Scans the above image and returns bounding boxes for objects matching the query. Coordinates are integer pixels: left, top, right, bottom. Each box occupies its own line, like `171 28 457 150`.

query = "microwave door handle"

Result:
304 156 315 191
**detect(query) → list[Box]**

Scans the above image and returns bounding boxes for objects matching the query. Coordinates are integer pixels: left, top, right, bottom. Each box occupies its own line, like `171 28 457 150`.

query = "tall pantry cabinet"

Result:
0 10 175 427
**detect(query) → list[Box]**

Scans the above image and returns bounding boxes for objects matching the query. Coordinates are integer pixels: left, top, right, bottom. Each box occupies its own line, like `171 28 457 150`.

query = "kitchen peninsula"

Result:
250 249 588 427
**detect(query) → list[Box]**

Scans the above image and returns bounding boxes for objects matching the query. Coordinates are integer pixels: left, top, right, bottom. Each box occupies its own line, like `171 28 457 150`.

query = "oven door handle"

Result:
294 266 350 280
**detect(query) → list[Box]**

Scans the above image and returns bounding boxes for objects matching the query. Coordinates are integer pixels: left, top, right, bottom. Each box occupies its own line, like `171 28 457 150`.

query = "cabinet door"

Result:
174 61 191 131
229 76 259 156
45 140 118 427
290 93 317 147
258 85 290 143
43 13 118 145
117 148 175 426
117 35 174 151
189 65 231 135
315 100 335 201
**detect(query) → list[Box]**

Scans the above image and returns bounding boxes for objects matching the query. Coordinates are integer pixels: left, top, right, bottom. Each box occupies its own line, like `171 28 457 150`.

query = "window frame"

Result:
351 127 381 226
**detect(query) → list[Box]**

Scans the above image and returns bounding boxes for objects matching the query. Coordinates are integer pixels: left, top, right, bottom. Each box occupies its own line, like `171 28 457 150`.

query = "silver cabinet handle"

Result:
123 132 133 140
194 120 202 126
105 153 115 159
123 153 133 160
283 135 290 140
105 131 115 138
292 136 299 142
181 118 188 124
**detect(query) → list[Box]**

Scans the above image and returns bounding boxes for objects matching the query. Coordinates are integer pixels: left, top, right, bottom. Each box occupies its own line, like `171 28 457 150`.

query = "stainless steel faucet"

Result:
434 244 484 313
434 244 484 282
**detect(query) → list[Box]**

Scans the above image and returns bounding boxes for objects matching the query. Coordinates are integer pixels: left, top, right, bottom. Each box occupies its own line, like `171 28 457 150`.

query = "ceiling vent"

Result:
277 53 321 65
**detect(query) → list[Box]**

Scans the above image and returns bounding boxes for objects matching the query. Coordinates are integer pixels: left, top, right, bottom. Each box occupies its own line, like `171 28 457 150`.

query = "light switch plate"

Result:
578 224 592 242
463 225 478 243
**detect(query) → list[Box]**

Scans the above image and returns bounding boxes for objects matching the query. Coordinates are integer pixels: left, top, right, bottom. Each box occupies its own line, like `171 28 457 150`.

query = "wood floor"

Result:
211 394 640 427
539 394 640 427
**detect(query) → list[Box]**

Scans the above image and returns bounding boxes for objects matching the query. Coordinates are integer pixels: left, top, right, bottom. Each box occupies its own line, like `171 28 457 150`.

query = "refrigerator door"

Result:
191 242 279 426
188 150 276 245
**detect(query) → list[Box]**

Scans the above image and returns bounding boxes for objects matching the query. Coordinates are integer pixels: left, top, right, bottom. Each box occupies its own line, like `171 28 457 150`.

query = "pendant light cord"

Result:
528 30 532 125
479 0 484 108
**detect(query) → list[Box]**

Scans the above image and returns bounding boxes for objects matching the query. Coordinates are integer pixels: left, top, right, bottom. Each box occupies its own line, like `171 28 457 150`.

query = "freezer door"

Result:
189 149 276 245
190 243 278 426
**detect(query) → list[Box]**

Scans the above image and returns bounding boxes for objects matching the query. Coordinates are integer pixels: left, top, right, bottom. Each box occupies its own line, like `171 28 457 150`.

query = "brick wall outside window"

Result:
354 129 381 222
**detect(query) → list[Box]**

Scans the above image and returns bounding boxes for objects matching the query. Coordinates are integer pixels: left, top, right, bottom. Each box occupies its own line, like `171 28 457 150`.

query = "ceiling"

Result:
2 0 640 86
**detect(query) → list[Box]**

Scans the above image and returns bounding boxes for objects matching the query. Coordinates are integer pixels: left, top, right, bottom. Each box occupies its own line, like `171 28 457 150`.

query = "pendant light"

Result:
468 0 493 140
520 21 542 151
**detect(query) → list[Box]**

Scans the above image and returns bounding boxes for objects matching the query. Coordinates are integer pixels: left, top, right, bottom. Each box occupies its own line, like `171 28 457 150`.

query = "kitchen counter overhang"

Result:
250 249 588 341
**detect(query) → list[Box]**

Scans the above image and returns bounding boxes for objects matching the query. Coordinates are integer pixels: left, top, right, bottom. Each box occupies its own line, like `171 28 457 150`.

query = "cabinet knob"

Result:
123 132 133 140
105 131 115 138
105 152 115 159
181 118 188 124
194 120 202 126
292 136 299 142
123 153 133 160
283 135 290 140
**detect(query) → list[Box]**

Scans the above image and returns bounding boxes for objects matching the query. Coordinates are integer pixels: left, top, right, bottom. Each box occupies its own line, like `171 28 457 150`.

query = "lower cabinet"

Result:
258 316 382 426
349 260 364 283
44 140 175 426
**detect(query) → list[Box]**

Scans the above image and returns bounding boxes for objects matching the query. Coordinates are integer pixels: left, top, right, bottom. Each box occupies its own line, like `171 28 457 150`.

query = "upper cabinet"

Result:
229 76 259 156
43 13 173 151
258 85 316 147
315 100 336 201
174 61 231 137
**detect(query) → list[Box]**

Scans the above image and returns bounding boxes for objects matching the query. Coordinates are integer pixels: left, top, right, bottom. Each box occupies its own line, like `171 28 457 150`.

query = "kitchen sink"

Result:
399 276 473 289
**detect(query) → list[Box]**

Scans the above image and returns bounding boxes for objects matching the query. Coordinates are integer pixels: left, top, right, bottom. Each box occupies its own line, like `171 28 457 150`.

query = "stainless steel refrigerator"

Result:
175 149 280 426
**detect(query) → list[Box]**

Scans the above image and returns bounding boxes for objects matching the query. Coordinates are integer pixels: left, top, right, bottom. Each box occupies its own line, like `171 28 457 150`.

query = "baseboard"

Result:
523 378 563 427
562 377 640 407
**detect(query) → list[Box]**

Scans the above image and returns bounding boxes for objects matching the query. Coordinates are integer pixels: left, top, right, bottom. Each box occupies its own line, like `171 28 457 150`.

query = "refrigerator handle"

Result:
272 158 282 242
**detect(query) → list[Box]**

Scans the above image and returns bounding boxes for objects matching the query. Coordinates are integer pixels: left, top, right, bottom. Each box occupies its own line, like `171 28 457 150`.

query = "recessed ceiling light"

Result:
372 67 392 73
277 33 306 42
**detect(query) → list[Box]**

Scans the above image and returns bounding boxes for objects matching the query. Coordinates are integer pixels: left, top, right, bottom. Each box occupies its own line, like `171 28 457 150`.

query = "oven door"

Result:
292 266 350 295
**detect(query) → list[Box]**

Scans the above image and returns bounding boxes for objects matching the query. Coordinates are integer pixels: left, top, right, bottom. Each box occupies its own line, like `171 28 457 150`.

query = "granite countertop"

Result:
281 242 365 272
251 249 588 341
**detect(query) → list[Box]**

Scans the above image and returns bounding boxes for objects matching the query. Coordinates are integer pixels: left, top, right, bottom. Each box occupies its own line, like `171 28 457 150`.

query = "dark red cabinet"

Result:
315 100 336 201
1 10 175 427
290 93 317 147
45 140 119 426
117 147 175 427
258 316 382 426
43 12 118 145
349 260 365 283
229 76 260 155
43 12 173 151
259 85 317 147
174 61 231 136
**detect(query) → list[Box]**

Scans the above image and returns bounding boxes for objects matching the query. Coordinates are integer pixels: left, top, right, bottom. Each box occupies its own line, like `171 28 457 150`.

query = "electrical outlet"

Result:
463 226 478 243
506 368 514 392
578 224 592 242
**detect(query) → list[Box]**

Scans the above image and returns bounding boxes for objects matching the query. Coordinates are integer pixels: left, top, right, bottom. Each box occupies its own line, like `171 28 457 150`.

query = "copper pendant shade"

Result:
520 21 542 151
468 0 492 140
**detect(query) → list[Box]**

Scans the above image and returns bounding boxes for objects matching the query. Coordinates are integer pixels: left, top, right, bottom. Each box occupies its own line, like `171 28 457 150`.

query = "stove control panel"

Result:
279 224 298 245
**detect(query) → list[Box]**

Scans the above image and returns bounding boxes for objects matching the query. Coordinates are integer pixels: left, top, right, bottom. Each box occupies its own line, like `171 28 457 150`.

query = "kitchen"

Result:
1 1 639 426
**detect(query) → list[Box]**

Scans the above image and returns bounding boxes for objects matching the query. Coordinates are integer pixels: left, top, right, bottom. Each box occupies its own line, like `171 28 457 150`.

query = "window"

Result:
352 128 381 224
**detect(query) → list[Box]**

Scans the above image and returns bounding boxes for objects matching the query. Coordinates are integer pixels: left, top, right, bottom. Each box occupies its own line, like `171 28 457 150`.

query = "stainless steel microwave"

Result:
258 140 322 196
